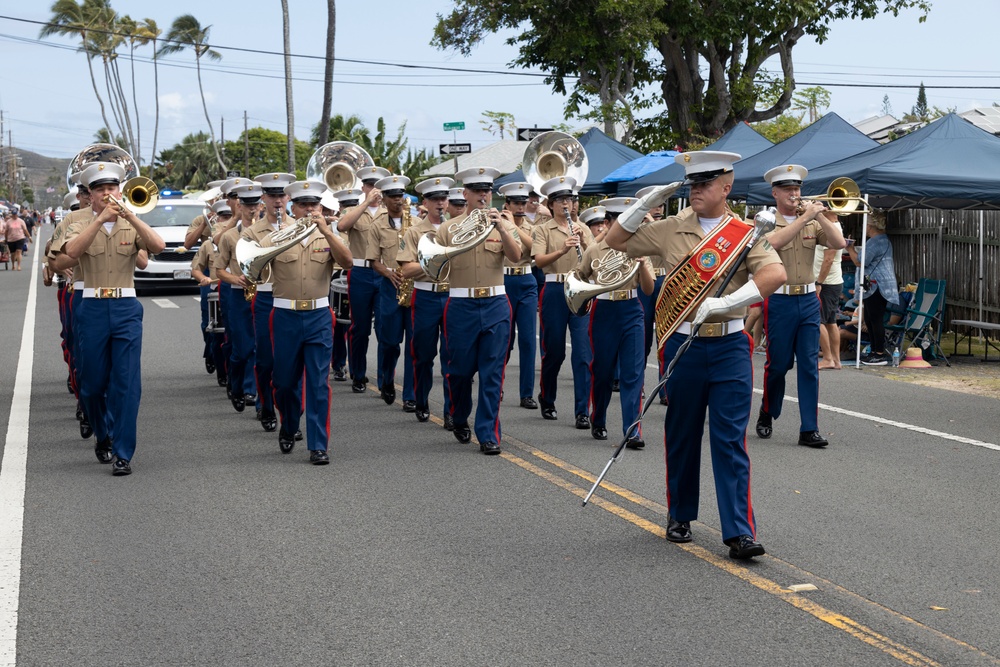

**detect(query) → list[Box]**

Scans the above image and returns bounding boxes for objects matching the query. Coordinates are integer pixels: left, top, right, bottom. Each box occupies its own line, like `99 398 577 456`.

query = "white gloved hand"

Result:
692 279 762 327
618 182 683 233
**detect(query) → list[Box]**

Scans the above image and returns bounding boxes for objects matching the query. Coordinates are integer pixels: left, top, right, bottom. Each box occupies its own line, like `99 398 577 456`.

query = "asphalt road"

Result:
3 226 1000 666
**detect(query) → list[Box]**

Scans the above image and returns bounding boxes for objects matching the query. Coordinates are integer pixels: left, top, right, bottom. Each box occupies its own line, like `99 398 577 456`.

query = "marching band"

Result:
42 134 848 560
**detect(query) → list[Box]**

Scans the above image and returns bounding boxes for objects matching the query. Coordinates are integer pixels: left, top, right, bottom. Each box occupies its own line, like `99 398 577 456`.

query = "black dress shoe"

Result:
541 406 557 420
666 517 692 543
575 414 591 430
443 414 455 431
480 441 501 455
95 437 113 464
725 534 765 559
245 393 257 405
798 430 829 448
755 408 772 439
352 377 367 393
217 371 228 387
295 429 303 441
519 397 538 409
111 458 132 476
67 375 74 394
381 385 396 405
256 408 263 421
659 396 668 406
625 437 645 450
226 385 233 400
260 411 278 432
611 380 620 392
230 392 245 413
402 400 416 413
332 366 347 382
79 418 93 440
279 431 295 454
453 423 472 444
310 449 330 465
415 408 430 422
76 404 84 422
591 425 608 441
205 357 215 374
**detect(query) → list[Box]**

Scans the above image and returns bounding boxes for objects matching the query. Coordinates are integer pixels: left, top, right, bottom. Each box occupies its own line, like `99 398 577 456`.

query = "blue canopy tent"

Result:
615 123 773 197
493 127 643 195
602 150 679 184
735 113 879 203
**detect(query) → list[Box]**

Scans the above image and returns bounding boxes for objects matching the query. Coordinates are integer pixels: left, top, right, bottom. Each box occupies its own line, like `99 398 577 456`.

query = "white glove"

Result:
692 280 762 327
618 182 683 233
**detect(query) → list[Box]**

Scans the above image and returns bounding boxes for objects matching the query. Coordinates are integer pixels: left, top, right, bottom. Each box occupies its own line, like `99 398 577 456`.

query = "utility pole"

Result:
244 111 250 178
220 116 225 177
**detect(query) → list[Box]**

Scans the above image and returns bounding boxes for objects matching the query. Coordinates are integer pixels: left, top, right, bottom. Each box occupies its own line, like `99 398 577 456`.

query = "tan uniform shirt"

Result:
397 217 443 283
64 215 149 289
269 229 336 301
435 213 521 289
625 207 781 323
48 211 89 284
214 223 245 276
767 215 831 285
345 206 383 262
578 239 641 291
191 241 219 281
504 217 534 269
186 213 211 245
531 217 593 275
364 210 410 270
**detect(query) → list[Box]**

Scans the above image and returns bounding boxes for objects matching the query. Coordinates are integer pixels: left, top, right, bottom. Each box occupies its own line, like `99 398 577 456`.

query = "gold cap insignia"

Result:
683 155 691 163
434 178 441 184
625 199 632 204
98 164 105 171
786 166 793 172
303 182 310 189
478 168 485 175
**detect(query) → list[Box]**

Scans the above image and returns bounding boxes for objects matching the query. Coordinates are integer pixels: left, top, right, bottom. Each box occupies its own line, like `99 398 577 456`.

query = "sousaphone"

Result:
522 131 588 193
306 141 375 192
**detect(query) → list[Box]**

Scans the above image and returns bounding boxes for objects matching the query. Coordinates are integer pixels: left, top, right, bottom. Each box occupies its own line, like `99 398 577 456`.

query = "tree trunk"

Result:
83 43 114 141
129 45 142 169
102 58 127 150
318 0 336 146
110 58 137 159
281 0 296 172
196 55 227 174
150 38 160 177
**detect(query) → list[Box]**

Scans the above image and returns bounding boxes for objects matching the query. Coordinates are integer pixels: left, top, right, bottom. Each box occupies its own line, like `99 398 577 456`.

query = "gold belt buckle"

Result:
473 287 491 298
97 287 120 299
436 283 449 292
699 322 724 337
515 267 528 275
788 284 807 295
612 290 629 301
295 299 313 311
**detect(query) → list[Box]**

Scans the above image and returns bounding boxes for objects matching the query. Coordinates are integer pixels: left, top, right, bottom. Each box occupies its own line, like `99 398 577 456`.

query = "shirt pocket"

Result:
800 236 817 251
85 240 106 257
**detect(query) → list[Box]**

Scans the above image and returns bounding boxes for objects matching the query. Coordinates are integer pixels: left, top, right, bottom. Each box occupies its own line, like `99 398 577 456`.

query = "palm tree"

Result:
137 18 162 177
158 15 227 173
40 0 114 140
153 132 218 189
310 113 367 146
117 14 142 162
279 0 295 172
318 0 336 146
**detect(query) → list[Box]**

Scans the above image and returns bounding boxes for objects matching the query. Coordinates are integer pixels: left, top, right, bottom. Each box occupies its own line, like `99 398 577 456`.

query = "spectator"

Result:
4 210 30 271
814 221 846 369
846 212 898 366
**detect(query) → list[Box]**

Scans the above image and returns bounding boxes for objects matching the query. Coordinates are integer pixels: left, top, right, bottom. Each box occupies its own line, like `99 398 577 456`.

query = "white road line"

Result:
193 296 201 303
152 298 179 309
0 239 40 665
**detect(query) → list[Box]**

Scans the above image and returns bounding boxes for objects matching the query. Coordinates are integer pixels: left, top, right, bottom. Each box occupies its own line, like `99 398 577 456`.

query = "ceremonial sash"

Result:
653 214 755 350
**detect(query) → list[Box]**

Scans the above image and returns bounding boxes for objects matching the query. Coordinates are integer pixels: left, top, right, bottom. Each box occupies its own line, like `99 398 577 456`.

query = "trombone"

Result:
792 177 873 216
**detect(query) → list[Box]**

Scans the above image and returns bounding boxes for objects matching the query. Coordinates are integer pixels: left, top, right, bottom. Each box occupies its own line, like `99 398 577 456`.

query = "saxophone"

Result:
396 205 415 307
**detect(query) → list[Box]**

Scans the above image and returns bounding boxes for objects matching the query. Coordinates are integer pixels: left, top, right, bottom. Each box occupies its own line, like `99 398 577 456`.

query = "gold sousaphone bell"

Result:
306 141 375 192
794 177 873 216
522 131 588 193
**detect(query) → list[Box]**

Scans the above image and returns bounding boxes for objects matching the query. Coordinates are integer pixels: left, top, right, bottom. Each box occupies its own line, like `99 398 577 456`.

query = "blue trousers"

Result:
639 275 667 399
662 330 757 542
504 273 537 400
76 298 143 461
589 298 644 438
539 283 592 417
347 266 383 384
377 279 414 401
225 284 257 399
333 319 349 371
271 307 333 451
762 293 820 432
199 284 211 360
443 295 511 444
253 290 275 413
410 289 451 413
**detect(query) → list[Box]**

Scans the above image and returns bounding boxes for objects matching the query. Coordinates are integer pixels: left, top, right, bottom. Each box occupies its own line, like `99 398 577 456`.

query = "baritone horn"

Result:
417 208 496 281
306 141 375 191
105 176 158 215
564 248 640 316
522 131 588 193
793 177 872 216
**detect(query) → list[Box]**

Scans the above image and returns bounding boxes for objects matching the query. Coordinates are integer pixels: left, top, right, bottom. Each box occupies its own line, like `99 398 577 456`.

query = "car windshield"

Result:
142 203 203 228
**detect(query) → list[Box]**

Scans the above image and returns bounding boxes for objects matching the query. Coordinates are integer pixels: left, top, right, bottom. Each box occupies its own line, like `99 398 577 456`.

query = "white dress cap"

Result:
580 205 607 226
674 150 742 184
447 188 467 202
233 182 264 202
764 164 808 186
598 197 633 214
374 175 412 195
455 166 501 189
211 200 232 215
334 188 363 203
81 161 126 188
319 190 339 212
498 181 532 200
415 177 456 198
254 172 297 193
220 177 249 196
539 176 577 199
356 166 391 183
284 179 329 202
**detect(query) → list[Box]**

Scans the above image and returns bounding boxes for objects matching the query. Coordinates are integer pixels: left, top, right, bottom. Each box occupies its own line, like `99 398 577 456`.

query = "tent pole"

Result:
856 194 870 370
979 211 985 327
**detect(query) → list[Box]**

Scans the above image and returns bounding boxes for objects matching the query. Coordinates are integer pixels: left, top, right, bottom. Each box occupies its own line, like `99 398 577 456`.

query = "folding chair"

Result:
885 278 949 366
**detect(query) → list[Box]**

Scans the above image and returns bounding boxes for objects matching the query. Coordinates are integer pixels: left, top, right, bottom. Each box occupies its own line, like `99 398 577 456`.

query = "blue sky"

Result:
0 0 996 164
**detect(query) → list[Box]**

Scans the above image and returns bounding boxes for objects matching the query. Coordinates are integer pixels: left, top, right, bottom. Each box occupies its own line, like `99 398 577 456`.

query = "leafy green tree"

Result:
881 94 893 117
309 116 408 171
158 15 227 172
752 113 807 143
912 82 929 121
480 111 516 140
435 0 930 146
792 86 831 124
137 18 163 177
221 127 312 180
310 114 368 146
152 132 221 189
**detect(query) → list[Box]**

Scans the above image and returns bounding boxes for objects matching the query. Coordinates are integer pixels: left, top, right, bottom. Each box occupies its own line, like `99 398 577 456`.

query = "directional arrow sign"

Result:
517 127 554 141
440 143 472 155
443 121 465 131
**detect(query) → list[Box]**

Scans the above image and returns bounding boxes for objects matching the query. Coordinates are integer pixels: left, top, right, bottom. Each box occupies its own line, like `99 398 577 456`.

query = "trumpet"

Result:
792 177 873 217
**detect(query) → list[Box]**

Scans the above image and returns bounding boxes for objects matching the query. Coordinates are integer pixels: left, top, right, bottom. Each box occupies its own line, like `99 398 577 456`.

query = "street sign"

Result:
443 121 466 131
517 127 554 141
439 143 472 156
